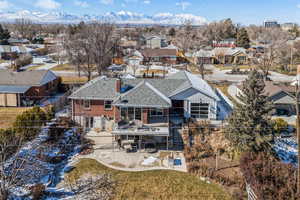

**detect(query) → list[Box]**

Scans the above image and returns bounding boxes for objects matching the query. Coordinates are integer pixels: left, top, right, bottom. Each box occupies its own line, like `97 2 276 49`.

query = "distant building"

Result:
281 23 298 31
141 36 168 49
212 38 236 48
264 20 280 28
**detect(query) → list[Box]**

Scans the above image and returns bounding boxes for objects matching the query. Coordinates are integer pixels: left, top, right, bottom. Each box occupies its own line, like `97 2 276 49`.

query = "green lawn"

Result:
65 158 232 200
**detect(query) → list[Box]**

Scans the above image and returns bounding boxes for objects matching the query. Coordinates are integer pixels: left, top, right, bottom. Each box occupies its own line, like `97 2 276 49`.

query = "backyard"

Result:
0 107 32 129
65 158 232 200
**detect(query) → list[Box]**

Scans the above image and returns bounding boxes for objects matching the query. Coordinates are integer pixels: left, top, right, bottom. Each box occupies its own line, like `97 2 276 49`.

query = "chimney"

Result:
115 79 121 93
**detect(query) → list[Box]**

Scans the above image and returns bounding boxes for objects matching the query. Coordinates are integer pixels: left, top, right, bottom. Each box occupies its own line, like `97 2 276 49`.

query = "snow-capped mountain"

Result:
0 10 207 25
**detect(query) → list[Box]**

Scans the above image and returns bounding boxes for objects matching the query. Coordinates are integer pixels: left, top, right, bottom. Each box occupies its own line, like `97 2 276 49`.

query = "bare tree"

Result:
89 22 120 76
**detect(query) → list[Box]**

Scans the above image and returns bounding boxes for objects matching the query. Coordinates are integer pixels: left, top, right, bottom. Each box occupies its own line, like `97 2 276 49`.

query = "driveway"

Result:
203 64 293 83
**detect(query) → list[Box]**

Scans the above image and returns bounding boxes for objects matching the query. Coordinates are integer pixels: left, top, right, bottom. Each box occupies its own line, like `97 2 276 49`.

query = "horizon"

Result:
0 0 299 25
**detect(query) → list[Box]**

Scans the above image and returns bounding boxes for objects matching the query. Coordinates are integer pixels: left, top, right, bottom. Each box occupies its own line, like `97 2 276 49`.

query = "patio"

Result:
83 130 187 172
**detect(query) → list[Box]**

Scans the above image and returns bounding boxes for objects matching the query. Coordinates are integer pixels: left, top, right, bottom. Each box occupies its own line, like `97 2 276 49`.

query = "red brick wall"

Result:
24 78 59 100
142 108 148 124
73 99 115 119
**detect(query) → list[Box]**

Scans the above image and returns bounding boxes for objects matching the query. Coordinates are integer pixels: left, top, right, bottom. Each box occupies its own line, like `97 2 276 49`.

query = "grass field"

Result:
52 64 76 71
66 158 232 200
0 107 32 129
60 76 88 84
27 64 44 71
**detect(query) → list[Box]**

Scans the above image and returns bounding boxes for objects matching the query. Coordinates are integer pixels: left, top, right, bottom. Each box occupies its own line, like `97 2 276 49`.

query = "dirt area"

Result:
60 76 88 84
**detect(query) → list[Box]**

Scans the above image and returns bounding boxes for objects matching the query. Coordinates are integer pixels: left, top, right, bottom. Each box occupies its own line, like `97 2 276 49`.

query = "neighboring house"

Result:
69 71 220 148
143 36 168 49
0 70 60 107
141 48 178 65
189 50 215 64
236 81 295 115
212 38 236 48
8 38 30 46
0 45 33 60
212 47 248 65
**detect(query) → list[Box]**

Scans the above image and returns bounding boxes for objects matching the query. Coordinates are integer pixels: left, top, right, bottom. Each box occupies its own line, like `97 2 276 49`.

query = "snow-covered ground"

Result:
274 137 298 166
8 121 82 199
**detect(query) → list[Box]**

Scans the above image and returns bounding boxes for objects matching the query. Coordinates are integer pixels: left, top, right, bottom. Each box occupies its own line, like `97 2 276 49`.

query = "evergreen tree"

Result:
168 27 176 37
222 18 237 39
0 24 10 45
225 70 274 153
236 28 250 49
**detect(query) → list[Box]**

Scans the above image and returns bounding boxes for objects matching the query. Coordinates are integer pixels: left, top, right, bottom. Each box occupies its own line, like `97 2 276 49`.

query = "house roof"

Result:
167 71 219 100
69 76 121 100
0 85 31 94
0 70 57 87
237 81 294 97
141 48 177 58
114 81 171 108
212 47 247 56
69 71 219 106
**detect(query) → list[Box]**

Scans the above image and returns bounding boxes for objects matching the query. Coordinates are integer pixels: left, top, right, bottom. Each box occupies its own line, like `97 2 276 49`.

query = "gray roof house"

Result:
69 71 221 149
0 70 59 107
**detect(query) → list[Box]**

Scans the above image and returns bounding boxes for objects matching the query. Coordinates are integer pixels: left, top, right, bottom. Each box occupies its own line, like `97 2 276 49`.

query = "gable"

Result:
170 87 216 104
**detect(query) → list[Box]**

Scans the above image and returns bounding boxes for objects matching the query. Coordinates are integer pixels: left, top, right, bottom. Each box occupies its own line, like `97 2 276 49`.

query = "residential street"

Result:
204 64 293 83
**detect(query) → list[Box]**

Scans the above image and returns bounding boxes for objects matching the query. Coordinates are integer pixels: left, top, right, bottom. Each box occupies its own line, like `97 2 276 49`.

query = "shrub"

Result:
272 118 288 134
240 152 297 200
30 184 45 200
13 107 46 141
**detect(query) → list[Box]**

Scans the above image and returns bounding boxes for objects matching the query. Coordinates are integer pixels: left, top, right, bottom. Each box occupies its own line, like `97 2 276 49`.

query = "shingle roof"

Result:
0 85 31 94
114 81 171 108
141 48 177 58
0 70 57 86
69 71 219 106
69 76 121 100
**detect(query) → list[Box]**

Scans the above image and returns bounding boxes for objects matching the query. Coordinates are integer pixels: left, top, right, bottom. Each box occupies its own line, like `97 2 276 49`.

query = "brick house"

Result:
69 71 220 149
140 49 178 65
0 70 60 107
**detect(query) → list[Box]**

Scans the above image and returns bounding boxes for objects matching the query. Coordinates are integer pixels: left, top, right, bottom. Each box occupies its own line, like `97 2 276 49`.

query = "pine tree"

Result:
168 27 176 37
225 70 274 153
236 28 250 49
0 24 10 45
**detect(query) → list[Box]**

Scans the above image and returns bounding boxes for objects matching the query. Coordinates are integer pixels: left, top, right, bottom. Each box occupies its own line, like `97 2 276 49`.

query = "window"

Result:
150 108 163 117
83 100 90 109
104 101 112 110
191 103 209 119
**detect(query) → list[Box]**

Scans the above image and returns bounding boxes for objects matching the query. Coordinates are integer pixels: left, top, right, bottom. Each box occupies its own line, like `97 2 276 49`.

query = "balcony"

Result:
112 120 169 136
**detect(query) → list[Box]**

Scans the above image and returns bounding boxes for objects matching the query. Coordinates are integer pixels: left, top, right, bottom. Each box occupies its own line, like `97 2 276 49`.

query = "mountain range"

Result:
0 10 207 25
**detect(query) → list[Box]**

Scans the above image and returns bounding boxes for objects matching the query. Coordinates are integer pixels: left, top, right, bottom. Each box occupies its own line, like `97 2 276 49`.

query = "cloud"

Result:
0 0 11 10
297 4 300 8
74 0 89 8
176 1 191 11
143 0 151 4
100 0 114 5
35 0 61 9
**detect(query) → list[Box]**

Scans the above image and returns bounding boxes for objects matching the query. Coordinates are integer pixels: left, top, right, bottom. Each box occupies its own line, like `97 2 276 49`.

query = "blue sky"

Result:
1 0 300 25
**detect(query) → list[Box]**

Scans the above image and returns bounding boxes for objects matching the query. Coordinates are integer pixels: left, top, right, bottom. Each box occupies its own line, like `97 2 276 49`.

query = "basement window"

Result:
104 101 112 110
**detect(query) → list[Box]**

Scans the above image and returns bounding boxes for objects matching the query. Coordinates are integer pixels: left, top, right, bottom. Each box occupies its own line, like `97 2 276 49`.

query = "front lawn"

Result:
66 158 232 200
